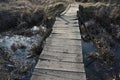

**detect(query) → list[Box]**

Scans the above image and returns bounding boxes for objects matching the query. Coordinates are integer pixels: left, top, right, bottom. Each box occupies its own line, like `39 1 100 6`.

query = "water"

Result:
82 40 120 80
0 27 43 80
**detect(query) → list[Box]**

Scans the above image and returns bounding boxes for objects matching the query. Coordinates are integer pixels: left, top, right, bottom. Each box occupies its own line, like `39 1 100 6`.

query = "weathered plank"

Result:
35 60 85 72
32 69 86 80
59 16 77 19
53 27 80 31
44 45 82 54
46 41 81 47
39 51 83 62
52 25 79 29
45 38 81 46
49 33 81 39
31 74 74 80
54 20 78 24
52 30 80 34
44 45 81 51
52 32 80 37
52 29 80 33
53 23 79 28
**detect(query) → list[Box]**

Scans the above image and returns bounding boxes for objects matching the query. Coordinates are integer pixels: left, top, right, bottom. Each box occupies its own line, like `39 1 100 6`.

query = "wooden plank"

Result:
51 33 80 36
45 38 81 46
44 45 81 52
32 69 86 80
35 60 85 72
52 30 80 34
53 27 79 30
40 51 83 63
56 18 77 22
59 16 77 19
50 34 81 39
45 41 81 46
52 31 80 35
41 50 82 56
55 16 76 21
39 54 83 63
53 24 79 28
41 50 82 55
53 29 80 33
44 45 82 54
31 74 74 80
49 36 81 39
53 25 78 28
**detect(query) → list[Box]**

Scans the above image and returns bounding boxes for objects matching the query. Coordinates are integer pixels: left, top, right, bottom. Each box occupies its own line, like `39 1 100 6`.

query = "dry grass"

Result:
80 2 106 8
0 0 69 32
0 0 68 16
45 2 68 18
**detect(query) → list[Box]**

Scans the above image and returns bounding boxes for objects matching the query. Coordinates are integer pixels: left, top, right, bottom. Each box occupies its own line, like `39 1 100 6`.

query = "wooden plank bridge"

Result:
31 3 86 80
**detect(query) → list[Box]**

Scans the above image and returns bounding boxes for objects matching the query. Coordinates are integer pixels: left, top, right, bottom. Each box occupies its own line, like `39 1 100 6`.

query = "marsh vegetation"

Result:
77 2 120 80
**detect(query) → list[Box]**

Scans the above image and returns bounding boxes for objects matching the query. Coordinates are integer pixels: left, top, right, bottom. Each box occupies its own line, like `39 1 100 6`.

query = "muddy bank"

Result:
77 2 120 80
0 0 68 80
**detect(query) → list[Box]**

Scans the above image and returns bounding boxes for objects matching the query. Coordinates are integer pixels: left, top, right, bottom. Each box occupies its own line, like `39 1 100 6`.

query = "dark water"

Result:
82 40 120 80
82 40 96 64
0 27 43 80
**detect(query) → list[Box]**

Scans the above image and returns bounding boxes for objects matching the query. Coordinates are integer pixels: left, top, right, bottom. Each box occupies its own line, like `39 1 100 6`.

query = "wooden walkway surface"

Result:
31 3 86 80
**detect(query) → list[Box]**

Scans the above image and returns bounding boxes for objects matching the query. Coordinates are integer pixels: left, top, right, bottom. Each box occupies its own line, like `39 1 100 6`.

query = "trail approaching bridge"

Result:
31 3 86 80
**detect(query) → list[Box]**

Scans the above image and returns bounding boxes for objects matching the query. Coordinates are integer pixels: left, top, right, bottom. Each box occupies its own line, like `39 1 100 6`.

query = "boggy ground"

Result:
77 2 120 80
0 0 68 80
